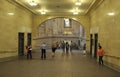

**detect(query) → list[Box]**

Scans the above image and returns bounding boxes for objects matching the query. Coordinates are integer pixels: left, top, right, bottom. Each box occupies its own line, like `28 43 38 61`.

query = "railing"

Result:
104 55 120 59
34 35 79 40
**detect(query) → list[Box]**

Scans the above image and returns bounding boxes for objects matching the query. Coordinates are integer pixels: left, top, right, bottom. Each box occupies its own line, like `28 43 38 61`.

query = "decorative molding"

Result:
0 51 17 53
104 55 120 59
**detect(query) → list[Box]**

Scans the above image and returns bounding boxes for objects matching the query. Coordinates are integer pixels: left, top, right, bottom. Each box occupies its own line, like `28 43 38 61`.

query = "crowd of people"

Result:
25 41 74 60
25 42 105 65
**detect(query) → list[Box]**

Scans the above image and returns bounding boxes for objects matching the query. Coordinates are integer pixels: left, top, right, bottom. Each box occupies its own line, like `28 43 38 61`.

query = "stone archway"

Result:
34 17 86 50
32 16 90 52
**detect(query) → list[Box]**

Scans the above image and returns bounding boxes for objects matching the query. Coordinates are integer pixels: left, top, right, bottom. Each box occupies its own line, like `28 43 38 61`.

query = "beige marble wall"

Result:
90 0 120 71
0 0 33 58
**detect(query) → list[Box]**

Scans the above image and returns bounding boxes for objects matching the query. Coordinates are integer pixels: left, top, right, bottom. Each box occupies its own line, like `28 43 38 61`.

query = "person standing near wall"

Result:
97 46 104 65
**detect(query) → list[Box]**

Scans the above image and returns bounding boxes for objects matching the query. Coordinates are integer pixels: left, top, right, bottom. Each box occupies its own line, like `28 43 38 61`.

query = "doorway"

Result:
90 34 93 55
18 32 24 56
94 33 98 58
27 33 32 46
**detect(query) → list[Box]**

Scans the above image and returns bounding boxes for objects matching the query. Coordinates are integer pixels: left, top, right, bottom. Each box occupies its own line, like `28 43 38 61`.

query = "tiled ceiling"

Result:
8 0 103 16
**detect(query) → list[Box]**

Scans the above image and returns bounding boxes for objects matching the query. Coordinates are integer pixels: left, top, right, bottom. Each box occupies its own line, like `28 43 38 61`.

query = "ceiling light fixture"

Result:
41 11 46 15
73 11 78 15
75 0 82 6
7 13 14 16
73 7 79 15
29 0 38 6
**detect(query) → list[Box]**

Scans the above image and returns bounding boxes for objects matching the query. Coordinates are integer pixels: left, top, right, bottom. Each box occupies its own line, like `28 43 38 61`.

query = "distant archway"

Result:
36 17 86 50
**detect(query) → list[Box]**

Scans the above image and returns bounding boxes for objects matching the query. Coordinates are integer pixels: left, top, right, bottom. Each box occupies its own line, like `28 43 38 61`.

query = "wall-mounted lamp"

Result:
108 12 115 16
7 13 14 16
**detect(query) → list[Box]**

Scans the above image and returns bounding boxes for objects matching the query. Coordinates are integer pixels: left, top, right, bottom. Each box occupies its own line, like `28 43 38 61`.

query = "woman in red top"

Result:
97 46 104 65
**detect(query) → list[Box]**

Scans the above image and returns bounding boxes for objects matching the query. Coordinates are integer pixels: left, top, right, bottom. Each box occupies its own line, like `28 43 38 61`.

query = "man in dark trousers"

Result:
52 42 57 57
66 42 69 54
41 42 47 60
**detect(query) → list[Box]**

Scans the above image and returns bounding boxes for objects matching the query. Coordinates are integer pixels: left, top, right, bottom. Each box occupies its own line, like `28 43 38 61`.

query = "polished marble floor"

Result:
0 49 120 77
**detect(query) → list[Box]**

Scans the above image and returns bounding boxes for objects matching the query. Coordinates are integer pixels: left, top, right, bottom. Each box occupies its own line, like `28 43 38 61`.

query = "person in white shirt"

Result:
41 42 47 60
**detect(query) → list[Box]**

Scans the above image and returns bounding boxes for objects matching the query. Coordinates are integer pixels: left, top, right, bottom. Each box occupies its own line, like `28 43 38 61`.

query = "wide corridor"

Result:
0 49 120 77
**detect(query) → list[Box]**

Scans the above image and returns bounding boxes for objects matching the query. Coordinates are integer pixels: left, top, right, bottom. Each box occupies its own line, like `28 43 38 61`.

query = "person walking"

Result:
66 42 69 54
83 44 86 55
70 41 73 53
61 41 65 53
97 46 104 65
26 45 32 59
41 42 47 60
52 42 57 57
